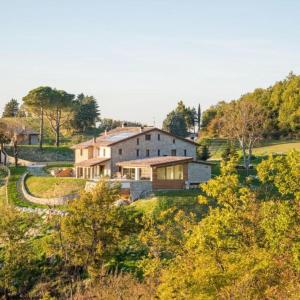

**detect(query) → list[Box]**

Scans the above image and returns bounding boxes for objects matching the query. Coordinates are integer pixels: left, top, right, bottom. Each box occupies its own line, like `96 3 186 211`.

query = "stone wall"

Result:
85 179 153 201
21 173 78 206
110 129 197 173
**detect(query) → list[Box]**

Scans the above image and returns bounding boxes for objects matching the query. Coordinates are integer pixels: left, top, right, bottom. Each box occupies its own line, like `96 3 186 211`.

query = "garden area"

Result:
25 176 86 198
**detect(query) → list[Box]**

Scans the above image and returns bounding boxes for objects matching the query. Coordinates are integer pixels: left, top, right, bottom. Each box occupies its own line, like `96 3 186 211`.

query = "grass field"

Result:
252 141 300 155
6 166 45 208
205 138 300 159
132 189 208 219
25 176 86 198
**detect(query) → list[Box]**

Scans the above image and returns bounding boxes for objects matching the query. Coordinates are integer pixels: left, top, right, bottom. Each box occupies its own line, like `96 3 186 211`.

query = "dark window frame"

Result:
146 149 150 157
118 148 122 155
145 134 151 141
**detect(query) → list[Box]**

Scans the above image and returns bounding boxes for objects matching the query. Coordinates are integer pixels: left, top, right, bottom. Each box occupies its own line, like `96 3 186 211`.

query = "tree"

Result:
48 180 140 281
197 103 201 132
2 99 19 118
162 111 188 137
257 150 300 200
43 89 75 147
158 157 300 299
197 144 211 161
71 94 100 132
0 132 10 164
23 87 53 149
0 204 39 298
221 98 266 174
221 141 238 162
98 118 142 132
0 121 19 166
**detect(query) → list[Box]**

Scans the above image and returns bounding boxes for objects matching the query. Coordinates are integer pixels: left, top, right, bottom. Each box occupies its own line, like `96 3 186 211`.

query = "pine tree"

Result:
2 99 19 117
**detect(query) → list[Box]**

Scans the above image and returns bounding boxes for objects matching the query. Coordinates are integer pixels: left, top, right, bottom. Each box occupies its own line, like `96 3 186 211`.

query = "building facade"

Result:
72 126 211 194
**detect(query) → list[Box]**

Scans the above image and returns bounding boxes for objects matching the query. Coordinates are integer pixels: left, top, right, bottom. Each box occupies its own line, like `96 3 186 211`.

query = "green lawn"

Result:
25 176 86 198
6 166 44 208
253 141 300 155
132 188 209 220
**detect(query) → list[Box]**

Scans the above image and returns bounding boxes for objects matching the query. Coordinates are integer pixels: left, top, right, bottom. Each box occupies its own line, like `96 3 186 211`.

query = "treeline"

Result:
1 88 100 148
0 151 299 299
1 87 143 148
202 72 300 139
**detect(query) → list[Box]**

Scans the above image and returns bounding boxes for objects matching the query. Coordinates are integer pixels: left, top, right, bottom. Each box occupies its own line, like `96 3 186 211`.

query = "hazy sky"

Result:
1 0 300 126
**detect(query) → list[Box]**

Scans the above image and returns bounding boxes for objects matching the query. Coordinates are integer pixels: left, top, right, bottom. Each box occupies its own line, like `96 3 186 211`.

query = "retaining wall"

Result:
21 173 78 206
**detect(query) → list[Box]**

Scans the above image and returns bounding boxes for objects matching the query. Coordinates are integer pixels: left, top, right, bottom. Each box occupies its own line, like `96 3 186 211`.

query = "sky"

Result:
1 0 300 126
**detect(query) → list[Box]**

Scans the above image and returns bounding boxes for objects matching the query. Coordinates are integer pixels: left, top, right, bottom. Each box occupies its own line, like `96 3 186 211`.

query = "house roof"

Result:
116 156 193 168
71 127 198 149
75 157 110 167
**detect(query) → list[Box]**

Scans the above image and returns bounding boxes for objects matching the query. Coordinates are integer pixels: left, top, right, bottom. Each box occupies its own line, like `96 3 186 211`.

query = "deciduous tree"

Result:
221 98 266 174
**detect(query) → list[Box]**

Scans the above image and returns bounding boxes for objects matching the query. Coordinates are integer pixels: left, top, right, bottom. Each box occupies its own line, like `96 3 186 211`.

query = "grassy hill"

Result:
6 145 74 162
203 138 300 159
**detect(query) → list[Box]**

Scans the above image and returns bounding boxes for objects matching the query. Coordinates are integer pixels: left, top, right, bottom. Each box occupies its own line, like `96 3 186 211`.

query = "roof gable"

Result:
72 127 198 149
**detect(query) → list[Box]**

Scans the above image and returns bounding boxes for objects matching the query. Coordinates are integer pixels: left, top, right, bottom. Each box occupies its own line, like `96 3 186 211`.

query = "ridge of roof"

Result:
71 126 198 149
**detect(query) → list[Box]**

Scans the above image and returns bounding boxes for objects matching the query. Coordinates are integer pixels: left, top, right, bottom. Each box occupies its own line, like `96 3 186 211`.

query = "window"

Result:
157 164 183 180
80 149 83 156
137 138 139 145
103 148 106 157
171 149 177 156
158 149 161 156
173 138 176 144
158 134 161 141
146 149 150 157
118 148 122 155
122 168 136 180
184 149 187 156
136 149 140 157
145 134 151 141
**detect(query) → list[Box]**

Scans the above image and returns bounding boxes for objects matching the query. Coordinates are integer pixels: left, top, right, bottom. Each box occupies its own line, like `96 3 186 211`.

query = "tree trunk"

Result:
248 141 253 171
39 107 44 149
13 140 18 166
240 139 249 175
55 108 60 147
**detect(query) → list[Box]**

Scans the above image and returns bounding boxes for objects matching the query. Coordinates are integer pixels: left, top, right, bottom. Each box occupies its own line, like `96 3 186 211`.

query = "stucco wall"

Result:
188 162 211 183
110 129 196 173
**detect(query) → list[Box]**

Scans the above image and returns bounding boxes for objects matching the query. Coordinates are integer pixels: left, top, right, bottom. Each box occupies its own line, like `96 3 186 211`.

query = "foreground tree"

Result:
23 86 53 149
221 97 266 173
158 156 300 299
2 99 19 118
0 204 38 298
48 180 140 282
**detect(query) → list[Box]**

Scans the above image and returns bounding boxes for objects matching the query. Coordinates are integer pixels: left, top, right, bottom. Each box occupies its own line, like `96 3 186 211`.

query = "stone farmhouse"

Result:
72 126 211 198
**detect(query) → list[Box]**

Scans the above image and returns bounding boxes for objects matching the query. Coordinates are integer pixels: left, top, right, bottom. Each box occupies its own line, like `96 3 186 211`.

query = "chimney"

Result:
140 126 144 133
104 130 107 136
93 137 96 143
122 122 127 128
